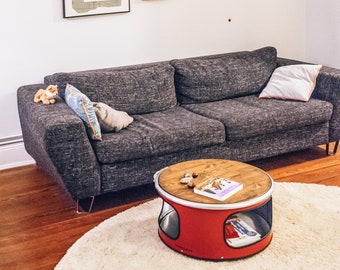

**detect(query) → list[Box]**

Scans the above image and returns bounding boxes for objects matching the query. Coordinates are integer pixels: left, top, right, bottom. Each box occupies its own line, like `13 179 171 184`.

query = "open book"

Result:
225 214 261 247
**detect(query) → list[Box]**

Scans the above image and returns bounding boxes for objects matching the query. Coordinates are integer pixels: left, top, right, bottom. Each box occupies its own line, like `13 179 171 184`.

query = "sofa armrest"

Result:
17 84 101 200
278 58 340 142
313 66 340 142
277 57 308 66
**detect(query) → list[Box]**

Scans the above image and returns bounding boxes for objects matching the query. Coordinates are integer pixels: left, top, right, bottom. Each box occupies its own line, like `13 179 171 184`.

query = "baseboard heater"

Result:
0 135 35 170
0 135 23 146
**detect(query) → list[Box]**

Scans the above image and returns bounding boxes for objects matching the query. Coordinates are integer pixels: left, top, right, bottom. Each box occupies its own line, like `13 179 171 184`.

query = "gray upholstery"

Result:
92 106 225 163
182 95 333 140
227 122 329 161
313 66 340 142
17 85 101 199
17 47 340 201
172 46 277 103
44 62 177 115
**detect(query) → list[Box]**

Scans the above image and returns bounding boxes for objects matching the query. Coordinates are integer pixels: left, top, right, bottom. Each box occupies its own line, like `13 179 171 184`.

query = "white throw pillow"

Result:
93 102 133 132
259 64 323 101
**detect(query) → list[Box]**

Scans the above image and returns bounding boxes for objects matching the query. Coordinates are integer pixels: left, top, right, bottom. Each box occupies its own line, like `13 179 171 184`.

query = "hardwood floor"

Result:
1 144 340 269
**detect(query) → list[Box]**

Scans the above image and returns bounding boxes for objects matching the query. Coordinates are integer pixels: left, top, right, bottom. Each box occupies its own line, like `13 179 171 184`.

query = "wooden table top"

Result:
157 159 273 205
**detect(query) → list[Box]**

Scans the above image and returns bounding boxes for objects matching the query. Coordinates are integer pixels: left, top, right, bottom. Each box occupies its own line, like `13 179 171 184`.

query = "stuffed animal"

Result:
34 85 58 104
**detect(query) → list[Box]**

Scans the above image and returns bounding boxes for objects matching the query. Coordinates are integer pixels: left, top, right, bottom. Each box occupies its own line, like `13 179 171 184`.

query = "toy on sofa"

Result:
34 84 58 104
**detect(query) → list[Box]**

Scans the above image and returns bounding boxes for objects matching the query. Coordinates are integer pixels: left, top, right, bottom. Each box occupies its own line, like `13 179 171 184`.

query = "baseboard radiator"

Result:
0 135 35 170
0 135 24 146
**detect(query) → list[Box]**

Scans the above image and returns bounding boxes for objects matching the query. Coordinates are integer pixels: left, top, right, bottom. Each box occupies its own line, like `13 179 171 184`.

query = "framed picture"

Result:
63 0 130 18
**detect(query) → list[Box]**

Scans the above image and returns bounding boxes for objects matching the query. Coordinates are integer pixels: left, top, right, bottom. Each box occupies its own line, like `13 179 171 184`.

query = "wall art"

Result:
63 0 130 18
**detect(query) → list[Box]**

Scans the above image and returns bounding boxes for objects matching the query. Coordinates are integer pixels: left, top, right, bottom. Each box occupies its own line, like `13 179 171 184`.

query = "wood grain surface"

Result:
158 159 273 204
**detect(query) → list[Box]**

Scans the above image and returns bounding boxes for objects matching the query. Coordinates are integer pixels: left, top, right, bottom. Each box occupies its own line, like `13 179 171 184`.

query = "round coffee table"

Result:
154 159 274 260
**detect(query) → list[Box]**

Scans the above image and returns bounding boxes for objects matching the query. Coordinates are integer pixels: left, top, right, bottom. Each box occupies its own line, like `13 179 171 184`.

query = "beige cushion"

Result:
259 64 323 102
93 102 133 132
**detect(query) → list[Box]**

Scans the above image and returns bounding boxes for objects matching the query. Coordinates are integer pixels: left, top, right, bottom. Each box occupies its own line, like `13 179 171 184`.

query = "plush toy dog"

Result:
34 85 58 104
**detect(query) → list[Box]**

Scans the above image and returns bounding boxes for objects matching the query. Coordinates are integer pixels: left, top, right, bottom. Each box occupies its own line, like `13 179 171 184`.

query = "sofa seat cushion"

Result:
171 46 277 104
44 62 177 115
182 95 333 140
92 106 225 164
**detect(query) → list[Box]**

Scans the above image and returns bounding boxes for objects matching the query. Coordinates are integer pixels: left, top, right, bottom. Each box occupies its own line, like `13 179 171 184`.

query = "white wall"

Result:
0 0 315 168
306 0 340 68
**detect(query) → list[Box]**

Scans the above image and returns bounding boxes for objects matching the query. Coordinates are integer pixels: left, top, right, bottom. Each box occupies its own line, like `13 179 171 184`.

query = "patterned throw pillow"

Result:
259 64 323 102
65 83 102 141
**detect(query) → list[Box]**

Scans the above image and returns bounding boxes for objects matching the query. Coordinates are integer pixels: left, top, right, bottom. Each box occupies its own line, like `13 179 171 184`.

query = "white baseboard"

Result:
0 142 35 170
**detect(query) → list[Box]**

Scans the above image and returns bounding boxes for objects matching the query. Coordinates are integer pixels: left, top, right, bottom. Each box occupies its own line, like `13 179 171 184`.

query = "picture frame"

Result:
63 0 130 18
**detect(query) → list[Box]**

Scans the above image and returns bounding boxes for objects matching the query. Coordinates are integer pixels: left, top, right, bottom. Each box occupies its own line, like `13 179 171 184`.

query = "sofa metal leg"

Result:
76 196 95 214
326 141 339 156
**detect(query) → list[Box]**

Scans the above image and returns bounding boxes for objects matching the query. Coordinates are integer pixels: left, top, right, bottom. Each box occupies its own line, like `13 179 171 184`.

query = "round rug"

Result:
55 183 340 270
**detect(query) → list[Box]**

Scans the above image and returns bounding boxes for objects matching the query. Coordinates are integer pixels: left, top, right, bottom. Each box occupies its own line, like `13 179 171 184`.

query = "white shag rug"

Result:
56 183 340 270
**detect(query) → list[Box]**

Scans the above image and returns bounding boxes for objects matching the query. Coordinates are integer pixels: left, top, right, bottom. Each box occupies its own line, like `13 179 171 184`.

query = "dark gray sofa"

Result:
17 46 340 207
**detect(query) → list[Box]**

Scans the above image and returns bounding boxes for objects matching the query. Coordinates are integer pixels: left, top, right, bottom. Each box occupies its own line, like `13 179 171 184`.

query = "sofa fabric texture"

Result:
172 46 277 103
18 46 340 201
45 62 177 115
182 94 333 140
92 106 225 164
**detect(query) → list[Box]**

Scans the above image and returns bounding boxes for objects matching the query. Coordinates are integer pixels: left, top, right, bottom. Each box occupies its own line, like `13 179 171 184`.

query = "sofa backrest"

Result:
44 62 177 115
171 46 277 104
